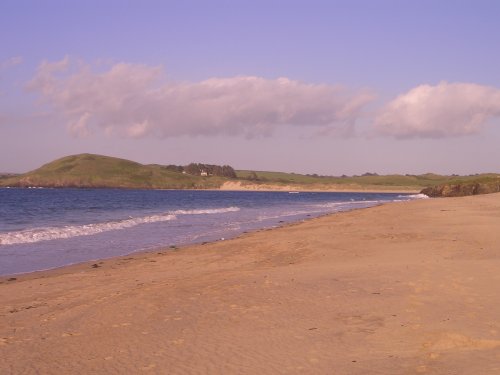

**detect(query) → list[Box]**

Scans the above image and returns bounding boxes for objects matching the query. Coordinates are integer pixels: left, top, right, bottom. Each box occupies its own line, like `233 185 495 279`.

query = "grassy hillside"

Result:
0 154 225 189
235 170 500 190
1 153 498 193
0 173 19 181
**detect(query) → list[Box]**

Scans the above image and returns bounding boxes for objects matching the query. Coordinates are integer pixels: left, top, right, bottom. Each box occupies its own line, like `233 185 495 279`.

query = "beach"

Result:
219 180 420 193
1 193 500 374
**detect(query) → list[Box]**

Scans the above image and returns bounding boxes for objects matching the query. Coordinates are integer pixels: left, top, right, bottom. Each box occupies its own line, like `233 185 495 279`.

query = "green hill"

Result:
0 154 225 189
1 153 499 193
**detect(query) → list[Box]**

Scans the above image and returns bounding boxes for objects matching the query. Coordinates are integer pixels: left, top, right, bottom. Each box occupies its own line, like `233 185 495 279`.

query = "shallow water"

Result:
0 188 427 275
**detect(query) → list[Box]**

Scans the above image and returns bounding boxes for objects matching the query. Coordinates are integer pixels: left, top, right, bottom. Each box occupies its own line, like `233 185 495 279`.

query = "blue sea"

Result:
0 188 427 275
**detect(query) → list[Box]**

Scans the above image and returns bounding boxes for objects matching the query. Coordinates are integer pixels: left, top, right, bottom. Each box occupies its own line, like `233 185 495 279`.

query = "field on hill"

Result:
1 153 499 194
235 170 500 192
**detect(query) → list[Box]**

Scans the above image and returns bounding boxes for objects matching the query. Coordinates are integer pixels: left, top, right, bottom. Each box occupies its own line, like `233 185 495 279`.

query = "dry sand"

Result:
1 193 500 374
219 180 419 193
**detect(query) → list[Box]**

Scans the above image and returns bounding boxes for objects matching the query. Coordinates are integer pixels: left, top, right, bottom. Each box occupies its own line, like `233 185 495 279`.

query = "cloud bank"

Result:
27 59 500 140
28 58 374 138
375 82 500 138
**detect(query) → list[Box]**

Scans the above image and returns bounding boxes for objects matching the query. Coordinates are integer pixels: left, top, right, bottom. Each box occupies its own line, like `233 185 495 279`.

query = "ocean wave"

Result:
398 193 429 199
0 206 240 246
172 207 240 215
255 210 313 222
0 214 177 245
315 200 383 208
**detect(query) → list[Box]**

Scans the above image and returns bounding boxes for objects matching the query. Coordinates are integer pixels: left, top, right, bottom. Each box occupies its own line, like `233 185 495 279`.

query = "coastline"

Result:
219 181 421 193
0 201 378 279
1 184 422 194
2 193 500 374
0 190 417 276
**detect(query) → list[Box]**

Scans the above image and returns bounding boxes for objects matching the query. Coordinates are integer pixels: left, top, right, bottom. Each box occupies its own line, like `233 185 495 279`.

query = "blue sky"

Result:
1 0 500 175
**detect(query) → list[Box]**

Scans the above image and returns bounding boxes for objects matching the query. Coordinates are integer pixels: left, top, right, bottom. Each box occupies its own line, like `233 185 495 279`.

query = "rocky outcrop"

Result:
421 180 500 197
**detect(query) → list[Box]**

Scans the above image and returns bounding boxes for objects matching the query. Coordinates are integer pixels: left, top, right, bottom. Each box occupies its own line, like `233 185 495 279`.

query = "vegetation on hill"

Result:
184 163 237 177
1 153 498 194
0 154 227 189
235 170 500 192
420 176 500 197
0 173 19 181
160 163 236 177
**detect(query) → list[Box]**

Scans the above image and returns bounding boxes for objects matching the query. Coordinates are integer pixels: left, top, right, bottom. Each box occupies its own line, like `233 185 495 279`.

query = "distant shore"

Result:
2 193 500 374
0 184 421 194
219 181 421 194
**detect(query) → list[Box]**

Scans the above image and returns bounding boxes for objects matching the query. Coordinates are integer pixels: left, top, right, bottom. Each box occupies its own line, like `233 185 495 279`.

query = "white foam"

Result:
172 207 240 215
255 210 309 222
398 193 429 199
0 206 241 246
316 200 382 208
0 214 177 245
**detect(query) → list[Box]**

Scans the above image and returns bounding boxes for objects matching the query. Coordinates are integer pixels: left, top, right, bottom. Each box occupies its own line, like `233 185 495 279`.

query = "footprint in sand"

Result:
111 322 132 328
141 363 157 371
61 332 82 337
423 332 500 351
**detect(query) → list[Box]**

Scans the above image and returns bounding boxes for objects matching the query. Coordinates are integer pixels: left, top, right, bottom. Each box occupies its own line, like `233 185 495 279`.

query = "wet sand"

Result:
1 193 500 374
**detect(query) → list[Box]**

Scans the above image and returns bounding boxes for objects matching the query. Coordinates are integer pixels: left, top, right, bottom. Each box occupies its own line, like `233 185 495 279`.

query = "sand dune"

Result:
1 193 500 374
219 180 419 193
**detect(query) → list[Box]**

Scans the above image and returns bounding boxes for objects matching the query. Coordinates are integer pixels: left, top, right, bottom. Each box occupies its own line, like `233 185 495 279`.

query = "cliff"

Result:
421 179 500 197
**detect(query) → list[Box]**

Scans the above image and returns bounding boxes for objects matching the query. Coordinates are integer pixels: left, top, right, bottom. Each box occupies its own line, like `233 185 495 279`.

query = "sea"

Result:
0 188 427 276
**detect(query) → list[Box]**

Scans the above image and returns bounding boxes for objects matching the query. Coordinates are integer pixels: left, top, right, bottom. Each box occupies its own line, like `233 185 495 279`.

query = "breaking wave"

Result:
0 206 240 245
315 200 384 209
398 193 429 199
172 207 240 215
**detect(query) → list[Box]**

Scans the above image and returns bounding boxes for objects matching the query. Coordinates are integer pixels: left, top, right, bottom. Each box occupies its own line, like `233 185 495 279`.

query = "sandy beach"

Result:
219 181 421 194
1 193 500 374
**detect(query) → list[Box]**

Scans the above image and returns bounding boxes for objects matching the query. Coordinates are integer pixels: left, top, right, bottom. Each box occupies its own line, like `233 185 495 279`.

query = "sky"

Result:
1 0 500 175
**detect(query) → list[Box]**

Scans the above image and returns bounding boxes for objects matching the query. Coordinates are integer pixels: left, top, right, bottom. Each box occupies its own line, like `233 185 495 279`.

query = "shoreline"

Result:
2 193 500 374
1 185 422 194
218 181 421 194
0 217 292 281
0 192 420 278
0 201 381 280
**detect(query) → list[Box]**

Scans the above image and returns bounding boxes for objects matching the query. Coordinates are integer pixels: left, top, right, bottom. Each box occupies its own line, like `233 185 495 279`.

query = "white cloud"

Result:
27 58 374 138
0 56 23 71
0 56 23 96
374 82 500 138
69 111 91 138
